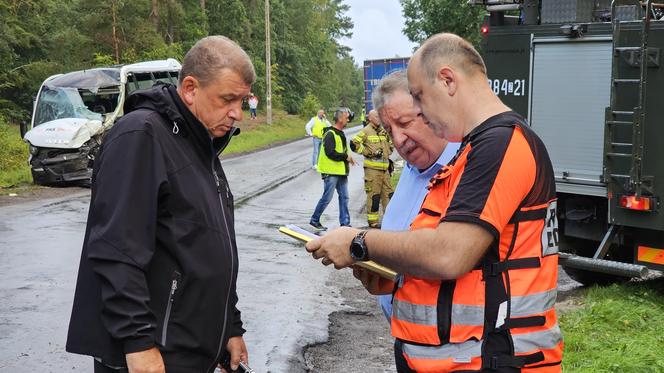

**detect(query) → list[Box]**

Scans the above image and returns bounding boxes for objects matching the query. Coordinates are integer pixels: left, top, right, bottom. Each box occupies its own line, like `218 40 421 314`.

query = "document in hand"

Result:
279 224 397 281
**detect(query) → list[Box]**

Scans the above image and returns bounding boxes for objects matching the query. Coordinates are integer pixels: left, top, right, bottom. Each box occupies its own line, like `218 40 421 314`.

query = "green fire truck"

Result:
472 0 664 284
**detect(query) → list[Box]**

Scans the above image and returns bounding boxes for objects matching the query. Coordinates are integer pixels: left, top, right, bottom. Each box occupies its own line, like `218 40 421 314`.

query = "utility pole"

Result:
265 0 272 124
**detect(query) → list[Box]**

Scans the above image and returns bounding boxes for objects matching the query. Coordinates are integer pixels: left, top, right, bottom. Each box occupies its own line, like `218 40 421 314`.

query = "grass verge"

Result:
0 122 32 188
559 278 664 372
1 110 306 190
223 110 307 156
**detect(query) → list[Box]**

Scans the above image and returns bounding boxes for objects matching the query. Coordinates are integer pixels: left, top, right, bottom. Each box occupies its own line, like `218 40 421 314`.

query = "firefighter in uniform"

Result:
350 109 394 228
307 33 563 372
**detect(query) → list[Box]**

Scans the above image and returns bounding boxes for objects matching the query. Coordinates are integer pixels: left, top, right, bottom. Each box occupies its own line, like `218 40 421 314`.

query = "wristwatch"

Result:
350 230 370 261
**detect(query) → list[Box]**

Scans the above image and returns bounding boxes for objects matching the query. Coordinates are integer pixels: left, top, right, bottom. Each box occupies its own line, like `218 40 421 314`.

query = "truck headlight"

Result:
29 145 39 155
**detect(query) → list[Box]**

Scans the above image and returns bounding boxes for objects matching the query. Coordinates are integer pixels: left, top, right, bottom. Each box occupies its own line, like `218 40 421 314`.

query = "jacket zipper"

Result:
208 154 235 373
161 271 180 346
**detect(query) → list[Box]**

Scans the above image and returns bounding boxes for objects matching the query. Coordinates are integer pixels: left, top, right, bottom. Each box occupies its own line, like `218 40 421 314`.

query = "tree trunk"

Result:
149 0 159 32
111 0 120 63
200 0 205 11
166 0 174 44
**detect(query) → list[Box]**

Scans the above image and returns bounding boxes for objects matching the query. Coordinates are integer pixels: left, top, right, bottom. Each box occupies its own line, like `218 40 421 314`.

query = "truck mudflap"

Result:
559 252 649 278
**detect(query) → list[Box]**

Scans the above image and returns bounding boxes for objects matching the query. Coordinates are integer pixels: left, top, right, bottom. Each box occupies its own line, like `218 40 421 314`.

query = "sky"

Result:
339 0 418 64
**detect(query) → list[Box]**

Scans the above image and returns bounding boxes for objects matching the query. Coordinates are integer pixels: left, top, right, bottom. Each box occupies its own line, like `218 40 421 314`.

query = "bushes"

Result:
300 92 322 119
0 118 31 187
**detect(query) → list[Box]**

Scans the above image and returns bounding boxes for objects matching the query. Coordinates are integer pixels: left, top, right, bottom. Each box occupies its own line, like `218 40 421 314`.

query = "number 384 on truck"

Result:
472 0 664 284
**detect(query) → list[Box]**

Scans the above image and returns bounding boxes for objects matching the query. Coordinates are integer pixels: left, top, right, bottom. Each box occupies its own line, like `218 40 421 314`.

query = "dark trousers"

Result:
395 340 417 373
94 360 128 373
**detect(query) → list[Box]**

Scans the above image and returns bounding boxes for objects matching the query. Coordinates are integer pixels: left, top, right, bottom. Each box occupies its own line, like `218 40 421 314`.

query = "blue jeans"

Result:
311 175 350 226
312 137 322 167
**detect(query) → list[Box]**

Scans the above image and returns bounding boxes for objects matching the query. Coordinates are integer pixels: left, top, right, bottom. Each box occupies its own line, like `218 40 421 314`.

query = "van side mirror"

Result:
20 120 29 138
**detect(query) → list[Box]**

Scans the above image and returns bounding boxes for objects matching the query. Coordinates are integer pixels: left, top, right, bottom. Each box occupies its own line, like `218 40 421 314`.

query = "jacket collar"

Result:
166 85 239 158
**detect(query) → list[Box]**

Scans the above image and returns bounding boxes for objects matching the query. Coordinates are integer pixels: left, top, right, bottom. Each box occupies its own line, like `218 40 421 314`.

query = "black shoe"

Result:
340 224 352 227
310 221 328 231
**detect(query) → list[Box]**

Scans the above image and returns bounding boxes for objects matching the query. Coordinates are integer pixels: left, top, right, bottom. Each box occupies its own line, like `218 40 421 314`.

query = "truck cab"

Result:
22 58 181 186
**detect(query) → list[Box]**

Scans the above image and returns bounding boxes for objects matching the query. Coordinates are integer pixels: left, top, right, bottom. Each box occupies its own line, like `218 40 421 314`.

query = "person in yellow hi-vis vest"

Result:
305 109 331 169
350 109 394 228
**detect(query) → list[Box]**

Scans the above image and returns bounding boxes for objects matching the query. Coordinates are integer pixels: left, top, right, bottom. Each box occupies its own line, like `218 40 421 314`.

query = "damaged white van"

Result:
21 59 181 185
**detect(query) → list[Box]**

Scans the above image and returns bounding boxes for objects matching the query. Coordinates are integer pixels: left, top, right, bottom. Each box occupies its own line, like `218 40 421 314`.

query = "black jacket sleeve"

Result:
85 127 168 354
229 292 246 338
323 130 347 162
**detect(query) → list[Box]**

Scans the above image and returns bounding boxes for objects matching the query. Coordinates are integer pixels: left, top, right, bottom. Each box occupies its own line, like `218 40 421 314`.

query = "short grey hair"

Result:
179 35 256 87
372 70 409 113
418 33 486 83
333 108 347 123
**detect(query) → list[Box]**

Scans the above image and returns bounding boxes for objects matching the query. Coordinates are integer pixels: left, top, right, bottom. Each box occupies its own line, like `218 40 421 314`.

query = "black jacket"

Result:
322 126 350 176
66 84 244 373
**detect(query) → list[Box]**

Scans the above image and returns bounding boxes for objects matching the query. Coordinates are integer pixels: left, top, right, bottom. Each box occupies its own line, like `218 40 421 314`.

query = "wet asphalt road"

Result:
0 127 581 372
0 128 365 372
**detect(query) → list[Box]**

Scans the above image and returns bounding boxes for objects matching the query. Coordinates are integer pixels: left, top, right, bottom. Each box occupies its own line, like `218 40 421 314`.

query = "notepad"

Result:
279 224 397 281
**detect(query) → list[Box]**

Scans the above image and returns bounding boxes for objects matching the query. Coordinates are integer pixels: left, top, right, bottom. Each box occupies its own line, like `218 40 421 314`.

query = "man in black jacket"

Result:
66 36 255 373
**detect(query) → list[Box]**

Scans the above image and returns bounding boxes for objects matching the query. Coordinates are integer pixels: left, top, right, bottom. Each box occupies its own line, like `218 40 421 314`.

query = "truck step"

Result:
609 174 631 179
606 120 633 126
559 252 648 278
606 152 632 158
615 47 642 52
610 142 633 147
611 110 635 116
613 79 641 84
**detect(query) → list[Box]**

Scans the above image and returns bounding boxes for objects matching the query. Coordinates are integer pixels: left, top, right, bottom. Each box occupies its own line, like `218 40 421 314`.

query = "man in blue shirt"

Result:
369 70 460 319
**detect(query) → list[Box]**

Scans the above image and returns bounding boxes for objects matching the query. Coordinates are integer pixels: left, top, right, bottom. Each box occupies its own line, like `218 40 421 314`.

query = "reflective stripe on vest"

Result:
401 325 562 361
317 130 347 175
364 159 389 170
312 117 327 138
367 134 388 142
393 288 557 333
351 133 366 154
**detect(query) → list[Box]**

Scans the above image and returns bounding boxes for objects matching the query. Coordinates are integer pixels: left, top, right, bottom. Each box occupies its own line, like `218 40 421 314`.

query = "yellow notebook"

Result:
279 224 397 281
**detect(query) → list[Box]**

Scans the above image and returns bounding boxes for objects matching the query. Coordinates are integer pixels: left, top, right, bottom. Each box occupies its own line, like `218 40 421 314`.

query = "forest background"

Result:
0 0 483 124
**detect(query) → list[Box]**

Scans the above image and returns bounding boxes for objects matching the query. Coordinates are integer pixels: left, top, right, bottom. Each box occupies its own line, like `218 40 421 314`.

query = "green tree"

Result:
400 0 485 47
0 0 365 122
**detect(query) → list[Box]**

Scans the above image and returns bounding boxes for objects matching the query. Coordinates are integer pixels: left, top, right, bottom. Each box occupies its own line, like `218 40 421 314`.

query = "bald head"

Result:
367 109 379 126
414 33 486 83
179 35 256 87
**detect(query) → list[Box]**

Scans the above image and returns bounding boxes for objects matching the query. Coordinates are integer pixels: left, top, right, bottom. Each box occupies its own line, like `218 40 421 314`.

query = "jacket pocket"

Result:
161 270 181 346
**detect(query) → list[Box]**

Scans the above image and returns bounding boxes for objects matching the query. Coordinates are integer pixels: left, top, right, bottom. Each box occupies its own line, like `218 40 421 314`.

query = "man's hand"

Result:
347 155 357 166
352 266 394 295
219 336 249 372
126 347 165 373
305 227 358 269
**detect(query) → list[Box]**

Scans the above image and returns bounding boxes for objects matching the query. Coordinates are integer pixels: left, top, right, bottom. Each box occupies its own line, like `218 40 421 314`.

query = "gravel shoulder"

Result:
302 268 396 372
0 185 89 207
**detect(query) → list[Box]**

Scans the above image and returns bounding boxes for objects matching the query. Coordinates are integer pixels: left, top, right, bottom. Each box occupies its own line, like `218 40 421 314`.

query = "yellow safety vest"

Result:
317 129 347 175
312 117 327 139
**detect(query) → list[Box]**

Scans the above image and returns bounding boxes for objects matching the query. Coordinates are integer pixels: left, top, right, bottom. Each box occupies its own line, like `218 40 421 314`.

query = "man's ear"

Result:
179 76 198 105
437 66 457 96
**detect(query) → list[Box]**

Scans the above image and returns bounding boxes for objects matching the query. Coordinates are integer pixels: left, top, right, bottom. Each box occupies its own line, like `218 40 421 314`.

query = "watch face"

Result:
350 237 366 261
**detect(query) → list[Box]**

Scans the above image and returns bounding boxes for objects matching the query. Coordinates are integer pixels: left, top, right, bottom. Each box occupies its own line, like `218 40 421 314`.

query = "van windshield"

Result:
34 87 117 126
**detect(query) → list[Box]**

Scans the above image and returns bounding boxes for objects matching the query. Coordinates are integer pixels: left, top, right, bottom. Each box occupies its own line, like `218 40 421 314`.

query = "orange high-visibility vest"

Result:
391 112 563 372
